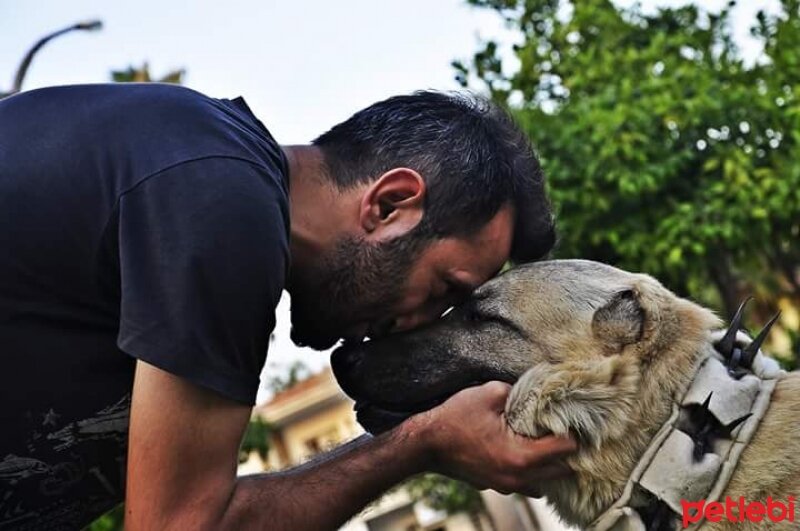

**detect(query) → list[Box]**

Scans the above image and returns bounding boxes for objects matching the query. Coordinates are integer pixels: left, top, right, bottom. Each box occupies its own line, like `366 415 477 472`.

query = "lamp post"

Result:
1 20 102 98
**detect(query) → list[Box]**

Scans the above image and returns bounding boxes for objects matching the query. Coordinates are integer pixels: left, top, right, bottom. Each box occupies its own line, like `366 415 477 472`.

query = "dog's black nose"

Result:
331 344 364 381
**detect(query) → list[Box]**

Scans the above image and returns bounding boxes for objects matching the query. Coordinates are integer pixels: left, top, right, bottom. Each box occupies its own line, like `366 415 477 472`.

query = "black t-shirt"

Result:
0 84 290 529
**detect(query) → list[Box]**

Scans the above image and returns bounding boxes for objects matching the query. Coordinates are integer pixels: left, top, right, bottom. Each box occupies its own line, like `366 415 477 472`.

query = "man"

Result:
0 84 576 530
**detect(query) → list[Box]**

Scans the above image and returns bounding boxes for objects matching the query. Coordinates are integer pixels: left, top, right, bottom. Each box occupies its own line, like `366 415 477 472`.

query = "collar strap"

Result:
588 334 785 531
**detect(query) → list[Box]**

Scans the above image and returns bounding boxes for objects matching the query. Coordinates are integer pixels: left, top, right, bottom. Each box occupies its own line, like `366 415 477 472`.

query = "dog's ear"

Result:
505 356 640 449
592 289 645 352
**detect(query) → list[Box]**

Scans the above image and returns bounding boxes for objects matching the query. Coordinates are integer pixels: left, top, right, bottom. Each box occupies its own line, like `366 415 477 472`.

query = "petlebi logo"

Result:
681 496 796 527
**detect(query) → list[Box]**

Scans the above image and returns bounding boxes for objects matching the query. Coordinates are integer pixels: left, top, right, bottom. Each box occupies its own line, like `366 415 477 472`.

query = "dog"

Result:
331 259 800 530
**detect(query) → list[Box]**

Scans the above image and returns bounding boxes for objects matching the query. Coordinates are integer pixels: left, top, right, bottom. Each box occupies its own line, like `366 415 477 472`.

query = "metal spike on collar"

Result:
741 311 781 365
716 297 751 358
636 493 677 531
719 412 753 438
700 392 712 411
684 392 753 461
725 310 781 378
646 500 675 531
690 392 715 461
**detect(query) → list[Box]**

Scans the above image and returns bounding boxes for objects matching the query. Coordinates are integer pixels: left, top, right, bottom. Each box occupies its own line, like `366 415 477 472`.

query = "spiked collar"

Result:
588 301 785 531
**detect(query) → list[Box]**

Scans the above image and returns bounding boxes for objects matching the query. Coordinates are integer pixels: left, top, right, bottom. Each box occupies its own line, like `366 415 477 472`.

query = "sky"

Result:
1 0 780 403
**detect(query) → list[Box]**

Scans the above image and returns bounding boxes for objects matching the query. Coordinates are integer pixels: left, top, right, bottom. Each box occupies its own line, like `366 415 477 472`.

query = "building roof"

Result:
266 368 335 406
255 368 352 427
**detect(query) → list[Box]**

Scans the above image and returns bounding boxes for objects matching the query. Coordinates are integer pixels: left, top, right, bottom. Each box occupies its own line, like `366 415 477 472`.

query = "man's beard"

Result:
289 233 427 350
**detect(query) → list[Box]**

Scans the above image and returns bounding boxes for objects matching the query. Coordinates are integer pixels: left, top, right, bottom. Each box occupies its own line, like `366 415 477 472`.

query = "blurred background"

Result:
3 0 797 529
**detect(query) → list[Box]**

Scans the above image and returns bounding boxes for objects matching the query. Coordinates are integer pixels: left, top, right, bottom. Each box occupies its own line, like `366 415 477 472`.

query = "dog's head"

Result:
332 259 720 438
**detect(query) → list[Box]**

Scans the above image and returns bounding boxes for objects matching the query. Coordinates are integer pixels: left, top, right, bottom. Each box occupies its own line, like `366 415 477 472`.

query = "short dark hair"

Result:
313 91 555 263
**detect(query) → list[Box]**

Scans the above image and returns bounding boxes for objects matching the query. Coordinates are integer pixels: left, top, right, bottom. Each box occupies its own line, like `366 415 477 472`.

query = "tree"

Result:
406 473 494 531
455 0 800 365
266 360 313 394
87 504 124 531
111 62 185 84
239 415 273 464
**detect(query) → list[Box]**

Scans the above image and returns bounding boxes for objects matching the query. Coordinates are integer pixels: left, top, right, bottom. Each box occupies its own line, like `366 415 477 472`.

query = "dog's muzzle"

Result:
332 338 508 435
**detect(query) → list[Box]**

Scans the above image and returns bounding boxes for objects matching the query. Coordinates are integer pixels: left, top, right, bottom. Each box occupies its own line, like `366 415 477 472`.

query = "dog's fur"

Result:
332 260 800 530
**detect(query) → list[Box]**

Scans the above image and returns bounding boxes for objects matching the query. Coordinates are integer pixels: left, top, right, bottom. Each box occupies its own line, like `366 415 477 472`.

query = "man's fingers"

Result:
452 380 511 411
477 380 512 410
429 381 579 498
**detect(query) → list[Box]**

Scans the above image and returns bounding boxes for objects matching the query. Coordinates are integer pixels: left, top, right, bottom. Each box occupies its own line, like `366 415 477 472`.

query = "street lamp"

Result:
2 20 103 98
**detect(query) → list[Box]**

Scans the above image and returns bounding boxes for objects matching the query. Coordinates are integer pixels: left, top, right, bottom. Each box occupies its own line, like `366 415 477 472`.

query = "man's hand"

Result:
404 381 577 497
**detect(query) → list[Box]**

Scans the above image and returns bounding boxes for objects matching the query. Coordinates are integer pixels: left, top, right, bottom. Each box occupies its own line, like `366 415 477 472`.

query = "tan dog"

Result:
332 259 799 530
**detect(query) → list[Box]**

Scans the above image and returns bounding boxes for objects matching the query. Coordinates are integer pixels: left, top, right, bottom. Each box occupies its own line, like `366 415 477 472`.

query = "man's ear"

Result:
592 289 645 352
359 168 425 240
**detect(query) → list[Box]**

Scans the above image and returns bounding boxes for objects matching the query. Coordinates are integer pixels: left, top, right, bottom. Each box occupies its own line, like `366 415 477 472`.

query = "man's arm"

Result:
126 361 576 531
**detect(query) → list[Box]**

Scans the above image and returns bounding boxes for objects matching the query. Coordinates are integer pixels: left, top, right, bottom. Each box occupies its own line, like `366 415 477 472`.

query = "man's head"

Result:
288 91 555 350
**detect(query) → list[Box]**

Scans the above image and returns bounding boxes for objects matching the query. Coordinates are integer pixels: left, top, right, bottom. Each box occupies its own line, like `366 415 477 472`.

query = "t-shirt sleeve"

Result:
116 156 289 405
